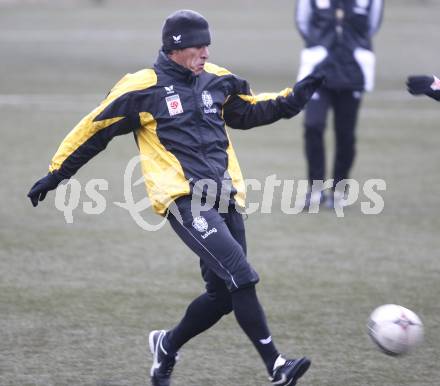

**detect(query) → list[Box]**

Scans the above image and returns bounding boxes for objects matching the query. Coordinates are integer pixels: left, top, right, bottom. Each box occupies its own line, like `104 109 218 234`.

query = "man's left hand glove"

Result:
406 75 440 101
27 172 63 207
290 73 326 110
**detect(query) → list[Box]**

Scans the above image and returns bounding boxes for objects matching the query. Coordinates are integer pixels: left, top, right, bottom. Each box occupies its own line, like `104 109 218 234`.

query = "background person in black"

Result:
295 0 383 208
27 10 324 386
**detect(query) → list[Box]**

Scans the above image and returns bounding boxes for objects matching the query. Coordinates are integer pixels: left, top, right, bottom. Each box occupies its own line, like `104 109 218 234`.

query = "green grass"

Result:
1 0 440 385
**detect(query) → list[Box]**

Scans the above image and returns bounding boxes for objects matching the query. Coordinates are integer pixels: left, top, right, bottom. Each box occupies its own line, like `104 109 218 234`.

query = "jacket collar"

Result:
154 50 197 83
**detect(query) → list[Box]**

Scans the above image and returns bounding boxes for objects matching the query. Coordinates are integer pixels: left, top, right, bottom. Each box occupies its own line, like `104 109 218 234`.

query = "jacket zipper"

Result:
335 1 344 42
191 77 221 185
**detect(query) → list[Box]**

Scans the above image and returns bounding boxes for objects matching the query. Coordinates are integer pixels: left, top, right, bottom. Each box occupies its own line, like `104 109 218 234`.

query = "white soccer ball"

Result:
367 304 424 356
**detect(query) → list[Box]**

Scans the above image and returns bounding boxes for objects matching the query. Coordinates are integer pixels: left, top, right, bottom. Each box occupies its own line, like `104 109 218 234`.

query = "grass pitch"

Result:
1 1 439 385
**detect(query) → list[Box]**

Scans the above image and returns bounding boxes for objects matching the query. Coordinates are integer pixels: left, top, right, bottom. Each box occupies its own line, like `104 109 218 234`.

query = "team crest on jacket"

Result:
192 216 209 232
202 90 217 114
166 94 183 116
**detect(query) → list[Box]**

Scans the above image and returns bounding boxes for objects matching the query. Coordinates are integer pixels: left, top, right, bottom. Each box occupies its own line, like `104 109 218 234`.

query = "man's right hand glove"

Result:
406 75 440 101
27 172 63 207
290 73 326 110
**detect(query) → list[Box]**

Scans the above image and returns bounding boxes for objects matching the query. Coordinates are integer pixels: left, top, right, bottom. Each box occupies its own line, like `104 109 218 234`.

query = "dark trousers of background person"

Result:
303 87 362 189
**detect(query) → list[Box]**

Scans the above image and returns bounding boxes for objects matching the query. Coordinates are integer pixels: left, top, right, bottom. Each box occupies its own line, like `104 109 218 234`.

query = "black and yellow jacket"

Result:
49 51 303 215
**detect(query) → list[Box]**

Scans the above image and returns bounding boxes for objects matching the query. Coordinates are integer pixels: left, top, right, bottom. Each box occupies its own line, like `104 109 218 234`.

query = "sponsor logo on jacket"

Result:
164 85 174 94
202 90 217 114
166 94 183 116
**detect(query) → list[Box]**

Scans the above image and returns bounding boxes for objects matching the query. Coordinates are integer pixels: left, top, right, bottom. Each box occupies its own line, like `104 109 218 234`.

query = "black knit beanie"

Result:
162 10 211 53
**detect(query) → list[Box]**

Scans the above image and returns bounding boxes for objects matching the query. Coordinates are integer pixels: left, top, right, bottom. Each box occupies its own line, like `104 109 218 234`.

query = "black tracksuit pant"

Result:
304 87 362 189
163 195 279 374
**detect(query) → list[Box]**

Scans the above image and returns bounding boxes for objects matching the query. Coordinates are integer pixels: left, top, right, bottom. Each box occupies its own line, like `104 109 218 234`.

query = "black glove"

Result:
406 75 440 101
290 73 326 110
27 172 63 207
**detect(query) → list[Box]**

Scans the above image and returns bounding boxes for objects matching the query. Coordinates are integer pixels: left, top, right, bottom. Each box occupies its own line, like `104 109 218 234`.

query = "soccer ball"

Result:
367 304 424 356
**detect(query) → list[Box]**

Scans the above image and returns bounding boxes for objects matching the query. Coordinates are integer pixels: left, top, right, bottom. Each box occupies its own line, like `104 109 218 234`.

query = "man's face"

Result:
169 46 210 75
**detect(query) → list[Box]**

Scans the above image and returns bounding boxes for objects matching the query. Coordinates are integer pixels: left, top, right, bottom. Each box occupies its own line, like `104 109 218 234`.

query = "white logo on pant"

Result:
192 216 208 232
356 0 369 8
200 228 217 239
315 0 330 9
192 216 217 239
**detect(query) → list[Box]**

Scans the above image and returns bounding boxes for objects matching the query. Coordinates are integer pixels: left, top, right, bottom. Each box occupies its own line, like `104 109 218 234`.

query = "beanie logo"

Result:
172 35 182 44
